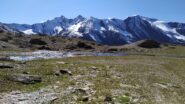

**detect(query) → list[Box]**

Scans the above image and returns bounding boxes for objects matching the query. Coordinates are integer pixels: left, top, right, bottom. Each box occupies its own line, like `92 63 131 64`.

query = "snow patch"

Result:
22 29 36 35
108 26 119 33
68 23 83 37
122 31 133 37
54 26 63 34
153 21 171 31
100 27 106 31
153 21 180 34
89 34 102 42
152 21 185 41
174 35 185 41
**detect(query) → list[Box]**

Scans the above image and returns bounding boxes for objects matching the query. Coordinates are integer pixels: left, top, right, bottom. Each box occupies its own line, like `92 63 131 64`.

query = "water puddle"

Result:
5 50 126 61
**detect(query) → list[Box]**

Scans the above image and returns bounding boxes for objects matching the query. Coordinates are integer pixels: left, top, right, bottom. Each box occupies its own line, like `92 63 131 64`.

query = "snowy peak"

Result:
74 15 86 22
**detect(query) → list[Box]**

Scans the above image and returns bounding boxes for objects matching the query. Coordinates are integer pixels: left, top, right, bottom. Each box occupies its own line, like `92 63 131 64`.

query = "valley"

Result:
0 32 185 103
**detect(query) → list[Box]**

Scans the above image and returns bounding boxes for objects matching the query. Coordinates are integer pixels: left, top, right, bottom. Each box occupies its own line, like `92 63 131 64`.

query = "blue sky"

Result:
0 0 185 24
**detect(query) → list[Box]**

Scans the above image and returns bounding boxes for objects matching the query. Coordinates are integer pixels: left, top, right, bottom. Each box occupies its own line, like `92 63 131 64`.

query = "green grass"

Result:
117 95 130 104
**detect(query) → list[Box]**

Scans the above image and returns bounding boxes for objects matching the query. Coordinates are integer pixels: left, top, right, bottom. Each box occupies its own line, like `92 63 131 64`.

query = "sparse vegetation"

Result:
0 45 185 103
0 32 185 103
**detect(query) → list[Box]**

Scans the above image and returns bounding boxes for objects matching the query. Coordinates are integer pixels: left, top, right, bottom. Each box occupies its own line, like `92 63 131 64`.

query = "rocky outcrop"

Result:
7 74 42 84
0 63 14 69
0 86 58 104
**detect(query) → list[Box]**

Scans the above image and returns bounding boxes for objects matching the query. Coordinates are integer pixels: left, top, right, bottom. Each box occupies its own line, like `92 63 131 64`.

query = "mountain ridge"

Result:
1 15 185 45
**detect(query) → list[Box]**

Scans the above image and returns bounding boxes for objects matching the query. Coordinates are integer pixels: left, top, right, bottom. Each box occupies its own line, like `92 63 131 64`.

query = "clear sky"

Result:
0 0 185 24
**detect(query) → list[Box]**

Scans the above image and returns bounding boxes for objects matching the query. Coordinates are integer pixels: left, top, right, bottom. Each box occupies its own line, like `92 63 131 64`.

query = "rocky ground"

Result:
0 32 185 104
0 45 185 104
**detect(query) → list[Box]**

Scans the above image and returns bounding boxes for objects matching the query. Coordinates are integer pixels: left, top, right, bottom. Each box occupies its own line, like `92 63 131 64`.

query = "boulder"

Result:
78 96 89 102
0 63 14 69
104 96 113 102
7 74 42 84
54 69 72 76
138 40 160 48
90 66 98 70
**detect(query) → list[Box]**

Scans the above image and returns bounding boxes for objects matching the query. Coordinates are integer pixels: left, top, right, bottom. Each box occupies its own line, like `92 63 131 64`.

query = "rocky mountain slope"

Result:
2 15 185 45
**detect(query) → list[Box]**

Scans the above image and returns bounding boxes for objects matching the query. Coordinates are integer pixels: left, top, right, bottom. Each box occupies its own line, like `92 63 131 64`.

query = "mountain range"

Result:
0 15 185 45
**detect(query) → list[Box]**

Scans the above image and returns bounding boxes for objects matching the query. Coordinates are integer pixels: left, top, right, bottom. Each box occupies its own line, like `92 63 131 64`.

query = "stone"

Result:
22 71 29 74
73 88 87 95
54 69 72 76
78 96 89 102
104 96 112 102
7 74 42 84
0 63 14 69
90 66 98 70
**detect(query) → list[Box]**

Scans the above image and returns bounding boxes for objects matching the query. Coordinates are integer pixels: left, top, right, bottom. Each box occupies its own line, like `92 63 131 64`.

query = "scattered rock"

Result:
73 88 88 95
78 96 89 102
104 96 112 102
138 40 160 48
82 96 89 102
54 69 72 76
29 38 47 45
153 83 168 89
90 66 98 70
22 71 29 74
7 74 42 84
0 63 14 69
0 86 57 104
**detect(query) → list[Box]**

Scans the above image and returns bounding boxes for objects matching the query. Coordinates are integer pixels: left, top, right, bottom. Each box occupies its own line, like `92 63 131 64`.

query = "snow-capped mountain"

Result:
3 15 185 45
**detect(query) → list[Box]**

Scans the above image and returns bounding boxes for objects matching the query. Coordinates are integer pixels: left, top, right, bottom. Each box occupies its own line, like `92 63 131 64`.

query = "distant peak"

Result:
60 15 66 19
89 16 99 20
126 15 158 22
51 15 68 22
127 15 145 19
76 15 84 19
74 15 85 20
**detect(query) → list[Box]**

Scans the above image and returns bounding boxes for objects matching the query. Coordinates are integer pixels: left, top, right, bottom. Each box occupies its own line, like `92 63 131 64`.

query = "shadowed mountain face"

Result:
2 15 185 45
